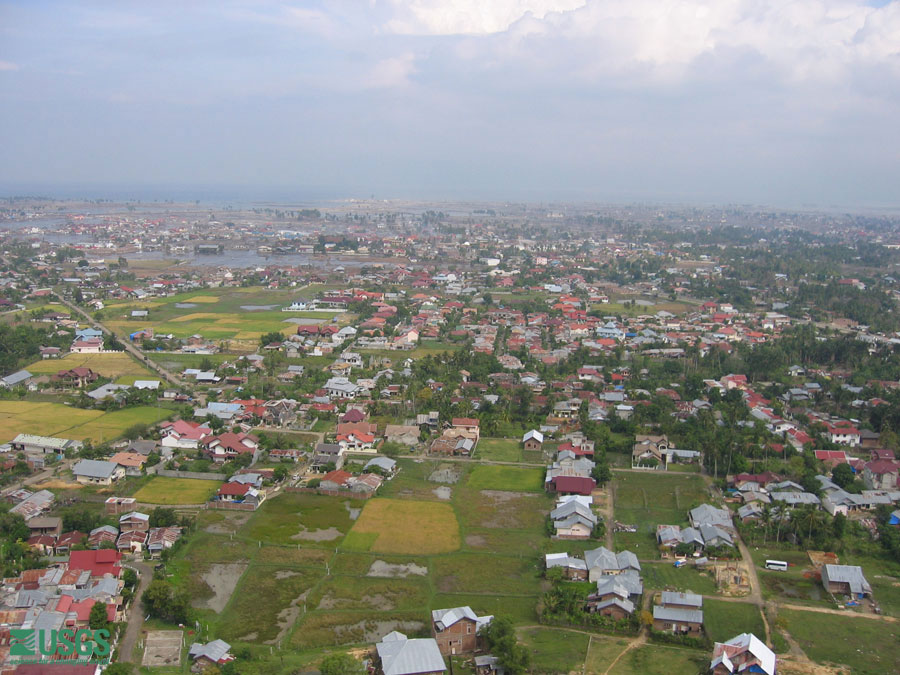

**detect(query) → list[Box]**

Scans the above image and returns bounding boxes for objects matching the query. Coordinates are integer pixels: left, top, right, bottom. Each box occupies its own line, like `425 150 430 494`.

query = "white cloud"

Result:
366 52 418 88
382 0 587 35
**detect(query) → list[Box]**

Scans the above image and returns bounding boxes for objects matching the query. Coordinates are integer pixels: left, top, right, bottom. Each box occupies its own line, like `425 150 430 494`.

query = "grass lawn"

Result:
585 635 631 673
61 405 173 442
431 593 538 624
431 552 540 595
642 562 719 595
378 459 469 502
702 599 765 643
609 643 708 674
241 492 361 546
344 499 460 554
218 565 322 643
454 486 549 532
475 437 522 462
24 351 155 379
466 465 544 492
132 477 219 504
518 627 590 674
779 608 900 674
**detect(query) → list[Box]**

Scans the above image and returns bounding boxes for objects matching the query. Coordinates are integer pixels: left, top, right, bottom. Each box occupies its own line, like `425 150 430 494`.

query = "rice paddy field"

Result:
24 352 157 384
0 401 171 443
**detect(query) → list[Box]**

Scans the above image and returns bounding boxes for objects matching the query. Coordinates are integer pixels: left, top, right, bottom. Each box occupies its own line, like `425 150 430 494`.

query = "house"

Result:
27 516 62 538
522 430 544 452
431 606 493 656
324 376 360 399
10 433 82 456
710 633 776 675
320 469 352 491
544 552 588 580
863 459 900 490
376 631 446 675
384 424 420 446
364 456 398 476
147 526 183 555
53 367 98 387
10 489 55 518
550 499 597 539
216 482 264 507
159 420 211 449
201 432 259 463
189 640 235 672
451 417 480 440
117 529 148 553
586 569 643 613
310 443 344 472
632 434 668 466
72 459 125 485
119 511 150 532
660 591 703 611
1 369 33 388
89 525 119 549
690 504 734 533
68 549 122 578
109 452 147 476
584 546 640 582
821 564 872 599
71 337 104 353
652 605 704 636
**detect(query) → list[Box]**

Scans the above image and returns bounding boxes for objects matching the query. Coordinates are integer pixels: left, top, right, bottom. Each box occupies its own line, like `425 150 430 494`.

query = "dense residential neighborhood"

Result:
0 199 899 672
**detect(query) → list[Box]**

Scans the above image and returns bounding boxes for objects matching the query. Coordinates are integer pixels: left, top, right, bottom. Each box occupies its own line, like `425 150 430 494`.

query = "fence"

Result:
206 501 258 511
155 469 226 481
284 486 375 499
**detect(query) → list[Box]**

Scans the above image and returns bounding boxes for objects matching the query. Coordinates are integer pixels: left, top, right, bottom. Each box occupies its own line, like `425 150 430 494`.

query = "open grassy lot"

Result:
431 552 540 595
702 599 765 643
0 401 171 443
518 627 590 674
779 608 900 674
642 562 719 595
218 565 322 644
133 477 219 504
241 492 361 546
344 499 460 554
585 636 631 673
462 527 545 555
377 458 468 502
613 471 710 555
609 643 708 674
62 405 173 442
454 486 549 532
309 576 430 612
466 465 544 492
475 437 522 462
101 287 353 347
24 351 155 381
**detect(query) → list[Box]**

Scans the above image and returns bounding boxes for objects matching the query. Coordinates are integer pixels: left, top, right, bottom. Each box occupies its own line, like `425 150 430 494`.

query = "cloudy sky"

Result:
1 1 899 206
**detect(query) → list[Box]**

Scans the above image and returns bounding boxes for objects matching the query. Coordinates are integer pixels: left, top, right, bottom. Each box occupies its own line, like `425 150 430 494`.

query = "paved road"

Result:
52 293 183 388
118 559 154 664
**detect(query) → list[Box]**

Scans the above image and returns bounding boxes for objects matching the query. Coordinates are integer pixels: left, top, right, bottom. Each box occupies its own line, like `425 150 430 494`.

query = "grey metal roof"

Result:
822 564 872 595
661 591 703 608
365 457 397 472
73 459 119 479
189 639 232 663
376 632 446 675
432 606 478 631
2 370 32 386
653 605 704 624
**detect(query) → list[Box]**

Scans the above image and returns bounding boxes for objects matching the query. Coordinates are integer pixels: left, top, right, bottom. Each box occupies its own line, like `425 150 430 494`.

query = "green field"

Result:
0 401 171 443
466 465 544 492
132 477 220 504
99 286 354 348
609 643 708 674
779 608 900 674
519 627 590 674
345 499 460 554
475 437 522 462
642 562 719 595
241 492 361 546
702 599 765 643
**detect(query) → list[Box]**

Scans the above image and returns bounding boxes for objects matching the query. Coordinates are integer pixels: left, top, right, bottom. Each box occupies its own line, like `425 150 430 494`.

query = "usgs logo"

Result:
9 628 111 661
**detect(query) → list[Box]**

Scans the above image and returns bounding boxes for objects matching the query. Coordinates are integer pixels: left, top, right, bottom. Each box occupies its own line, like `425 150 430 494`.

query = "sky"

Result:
1 0 899 207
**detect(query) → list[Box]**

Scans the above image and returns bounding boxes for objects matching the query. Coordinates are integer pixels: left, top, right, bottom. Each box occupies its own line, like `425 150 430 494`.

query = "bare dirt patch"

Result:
291 526 343 542
34 479 81 490
275 570 302 580
267 589 310 645
194 563 247 612
345 501 361 520
429 465 462 484
432 486 452 500
465 534 487 547
141 630 184 668
478 490 543 528
204 512 251 534
336 619 424 644
367 560 428 578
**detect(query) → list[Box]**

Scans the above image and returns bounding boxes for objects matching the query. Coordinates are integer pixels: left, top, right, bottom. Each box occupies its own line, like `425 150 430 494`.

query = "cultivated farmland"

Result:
345 499 461 554
132 477 220 504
